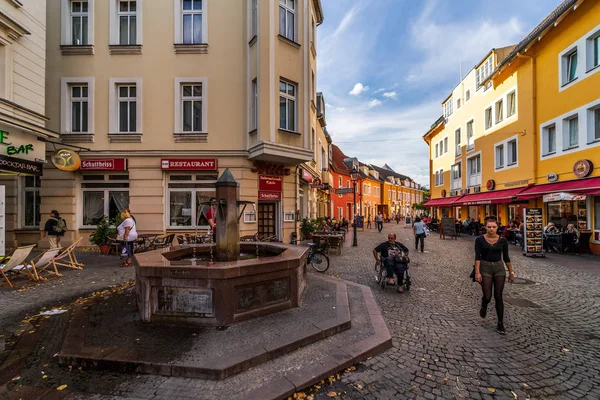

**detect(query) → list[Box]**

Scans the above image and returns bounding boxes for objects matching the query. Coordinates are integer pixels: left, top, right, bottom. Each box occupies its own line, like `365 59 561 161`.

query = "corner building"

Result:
43 0 324 246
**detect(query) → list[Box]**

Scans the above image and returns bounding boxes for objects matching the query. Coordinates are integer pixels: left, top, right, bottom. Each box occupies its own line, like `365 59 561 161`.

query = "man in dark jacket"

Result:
42 210 66 249
373 233 409 292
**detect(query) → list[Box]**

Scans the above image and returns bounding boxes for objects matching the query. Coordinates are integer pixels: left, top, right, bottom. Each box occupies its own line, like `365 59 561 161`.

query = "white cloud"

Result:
367 99 382 109
373 88 386 94
382 91 397 99
349 83 369 96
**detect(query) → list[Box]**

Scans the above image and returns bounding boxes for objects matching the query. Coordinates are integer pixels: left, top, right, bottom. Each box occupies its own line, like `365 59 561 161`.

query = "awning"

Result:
516 177 600 198
424 195 464 208
454 186 531 206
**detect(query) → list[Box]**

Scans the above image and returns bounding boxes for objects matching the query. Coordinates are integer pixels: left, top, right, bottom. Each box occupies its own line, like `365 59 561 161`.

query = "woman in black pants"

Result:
474 216 515 334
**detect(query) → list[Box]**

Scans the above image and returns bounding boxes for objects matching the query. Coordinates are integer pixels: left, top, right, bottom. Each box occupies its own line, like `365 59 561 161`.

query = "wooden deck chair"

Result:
27 248 63 279
0 245 37 288
50 238 85 271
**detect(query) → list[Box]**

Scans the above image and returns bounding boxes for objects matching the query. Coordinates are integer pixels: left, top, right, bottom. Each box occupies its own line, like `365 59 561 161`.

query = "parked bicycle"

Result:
307 242 329 272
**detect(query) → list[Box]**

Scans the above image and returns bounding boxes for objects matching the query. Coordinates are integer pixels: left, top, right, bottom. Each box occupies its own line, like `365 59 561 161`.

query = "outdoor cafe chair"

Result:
27 248 63 280
0 244 38 289
150 233 175 250
47 238 84 272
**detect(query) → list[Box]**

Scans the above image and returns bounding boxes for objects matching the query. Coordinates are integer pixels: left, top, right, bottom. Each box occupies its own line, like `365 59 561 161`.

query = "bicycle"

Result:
307 242 329 272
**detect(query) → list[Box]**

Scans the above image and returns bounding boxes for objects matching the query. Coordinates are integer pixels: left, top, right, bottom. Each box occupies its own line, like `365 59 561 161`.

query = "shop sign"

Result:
0 154 43 176
486 180 495 190
258 191 281 201
161 158 217 170
573 159 593 178
80 158 127 171
251 161 291 176
258 175 282 192
504 179 529 187
0 130 35 157
301 169 313 183
547 173 558 182
335 187 353 194
311 177 324 189
543 192 586 202
441 189 447 197
51 149 82 172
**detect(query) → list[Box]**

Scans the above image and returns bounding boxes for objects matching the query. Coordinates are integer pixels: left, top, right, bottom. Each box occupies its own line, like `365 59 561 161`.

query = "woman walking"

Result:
117 209 138 267
474 216 515 334
413 216 426 252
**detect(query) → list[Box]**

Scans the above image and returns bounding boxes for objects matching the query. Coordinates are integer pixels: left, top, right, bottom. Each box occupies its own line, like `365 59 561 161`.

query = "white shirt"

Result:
117 217 138 242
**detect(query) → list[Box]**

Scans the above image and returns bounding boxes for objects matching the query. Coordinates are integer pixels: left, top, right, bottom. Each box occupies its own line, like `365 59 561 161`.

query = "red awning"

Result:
516 177 600 198
454 186 531 206
424 195 464 208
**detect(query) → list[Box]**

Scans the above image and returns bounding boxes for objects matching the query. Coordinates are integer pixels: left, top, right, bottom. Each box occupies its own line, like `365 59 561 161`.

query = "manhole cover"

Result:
512 277 536 285
504 297 542 308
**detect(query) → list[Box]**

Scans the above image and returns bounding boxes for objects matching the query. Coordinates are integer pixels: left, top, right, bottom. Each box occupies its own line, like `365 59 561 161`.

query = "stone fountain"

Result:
134 169 308 327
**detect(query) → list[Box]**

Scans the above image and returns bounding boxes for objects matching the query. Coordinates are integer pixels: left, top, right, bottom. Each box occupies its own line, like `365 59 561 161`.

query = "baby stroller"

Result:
374 255 411 292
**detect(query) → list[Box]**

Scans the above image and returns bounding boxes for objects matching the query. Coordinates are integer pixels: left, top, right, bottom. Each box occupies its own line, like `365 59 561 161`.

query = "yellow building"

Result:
369 164 423 219
39 0 324 246
424 0 600 253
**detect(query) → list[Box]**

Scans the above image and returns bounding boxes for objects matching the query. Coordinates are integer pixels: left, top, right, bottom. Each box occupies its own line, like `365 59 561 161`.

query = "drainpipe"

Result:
517 52 537 186
294 165 299 243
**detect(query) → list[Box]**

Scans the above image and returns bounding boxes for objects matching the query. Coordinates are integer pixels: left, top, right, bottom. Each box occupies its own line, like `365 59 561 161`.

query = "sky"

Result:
317 0 562 188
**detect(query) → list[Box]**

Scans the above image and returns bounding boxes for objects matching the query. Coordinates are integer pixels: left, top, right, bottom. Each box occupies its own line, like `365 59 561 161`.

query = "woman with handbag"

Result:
117 209 138 267
474 216 515 334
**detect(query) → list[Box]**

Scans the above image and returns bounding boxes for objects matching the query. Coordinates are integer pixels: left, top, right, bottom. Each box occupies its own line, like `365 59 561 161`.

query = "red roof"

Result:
516 177 600 198
454 186 531 206
424 195 464 208
330 144 350 175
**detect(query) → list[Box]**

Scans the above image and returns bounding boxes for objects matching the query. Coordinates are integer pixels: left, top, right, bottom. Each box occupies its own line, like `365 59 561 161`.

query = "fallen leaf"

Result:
511 390 518 399
488 388 496 393
327 392 336 398
42 375 48 379
357 384 363 390
57 385 68 391
293 393 306 399
562 348 569 352
349 366 356 371
522 383 530 388
11 376 20 381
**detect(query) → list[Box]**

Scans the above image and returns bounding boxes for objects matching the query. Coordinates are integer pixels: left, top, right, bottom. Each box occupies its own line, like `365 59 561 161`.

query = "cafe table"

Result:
134 233 163 253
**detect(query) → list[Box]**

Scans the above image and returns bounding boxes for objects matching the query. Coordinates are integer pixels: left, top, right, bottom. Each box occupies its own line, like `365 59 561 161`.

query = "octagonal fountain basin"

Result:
134 243 308 327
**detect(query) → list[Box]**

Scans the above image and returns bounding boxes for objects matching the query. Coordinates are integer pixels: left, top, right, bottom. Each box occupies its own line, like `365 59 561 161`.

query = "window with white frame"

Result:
485 107 492 129
507 91 516 117
495 144 504 169
311 71 315 103
543 124 556 155
251 0 258 38
465 90 470 102
109 78 142 135
71 0 89 45
337 207 343 220
81 174 129 227
181 83 202 132
457 98 461 109
467 154 481 187
495 99 503 123
435 169 444 186
251 79 258 130
455 128 461 156
244 210 257 223
435 143 439 158
338 177 342 188
363 183 369 194
466 120 474 151
507 139 517 165
564 115 579 148
167 174 217 229
279 80 296 131
562 49 578 85
451 163 461 190
117 85 137 133
476 56 493 89
118 1 137 44
279 0 296 42
321 147 327 171
590 107 600 142
444 98 453 118
182 0 203 44
23 176 41 228
374 187 380 197
443 137 448 154
589 32 600 70
61 77 94 135
494 136 518 170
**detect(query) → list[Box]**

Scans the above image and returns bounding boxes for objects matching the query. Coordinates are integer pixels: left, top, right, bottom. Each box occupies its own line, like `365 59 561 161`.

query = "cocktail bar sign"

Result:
0 130 34 156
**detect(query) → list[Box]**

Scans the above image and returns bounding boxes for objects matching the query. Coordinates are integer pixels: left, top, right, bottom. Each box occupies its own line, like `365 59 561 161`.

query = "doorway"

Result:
258 202 277 238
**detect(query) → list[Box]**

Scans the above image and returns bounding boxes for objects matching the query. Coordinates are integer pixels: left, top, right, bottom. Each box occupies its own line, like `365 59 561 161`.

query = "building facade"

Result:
0 0 58 253
39 0 324 246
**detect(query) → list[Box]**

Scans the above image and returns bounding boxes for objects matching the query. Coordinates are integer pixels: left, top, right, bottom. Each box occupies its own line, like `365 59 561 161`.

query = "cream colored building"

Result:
0 0 58 252
39 0 324 246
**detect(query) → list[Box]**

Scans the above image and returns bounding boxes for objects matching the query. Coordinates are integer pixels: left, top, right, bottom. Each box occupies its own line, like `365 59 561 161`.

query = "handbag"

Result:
469 265 476 282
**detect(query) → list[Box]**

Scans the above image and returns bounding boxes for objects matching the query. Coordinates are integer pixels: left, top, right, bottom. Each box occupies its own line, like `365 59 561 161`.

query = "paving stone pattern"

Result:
312 224 600 399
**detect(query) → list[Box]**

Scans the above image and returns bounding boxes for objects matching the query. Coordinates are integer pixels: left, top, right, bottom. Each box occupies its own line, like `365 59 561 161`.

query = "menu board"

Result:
440 218 457 239
523 208 544 257
354 215 364 230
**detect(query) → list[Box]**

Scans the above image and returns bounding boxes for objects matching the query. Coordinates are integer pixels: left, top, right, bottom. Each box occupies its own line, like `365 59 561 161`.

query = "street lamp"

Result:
350 166 360 247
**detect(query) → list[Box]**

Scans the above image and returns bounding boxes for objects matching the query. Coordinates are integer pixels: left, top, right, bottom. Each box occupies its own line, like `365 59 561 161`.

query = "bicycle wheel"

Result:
309 251 330 272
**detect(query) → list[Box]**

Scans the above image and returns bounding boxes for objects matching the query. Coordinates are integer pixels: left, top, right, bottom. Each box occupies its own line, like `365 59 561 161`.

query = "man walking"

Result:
42 210 66 249
376 213 384 232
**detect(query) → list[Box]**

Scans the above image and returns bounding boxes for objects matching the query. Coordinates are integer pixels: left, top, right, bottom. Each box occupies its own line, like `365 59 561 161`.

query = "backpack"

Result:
54 218 67 234
388 245 410 264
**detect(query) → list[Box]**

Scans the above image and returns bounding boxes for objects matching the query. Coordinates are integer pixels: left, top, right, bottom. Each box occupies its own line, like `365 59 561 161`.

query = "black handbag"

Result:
469 265 476 282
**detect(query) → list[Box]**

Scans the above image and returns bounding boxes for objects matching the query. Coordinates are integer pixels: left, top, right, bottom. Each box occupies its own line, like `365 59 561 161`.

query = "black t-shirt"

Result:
375 241 409 258
475 236 511 263
44 218 60 236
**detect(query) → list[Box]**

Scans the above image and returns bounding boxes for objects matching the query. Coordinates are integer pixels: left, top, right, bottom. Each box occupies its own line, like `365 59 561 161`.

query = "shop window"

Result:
81 174 129 226
594 197 600 235
23 176 41 228
167 174 217 228
547 199 587 230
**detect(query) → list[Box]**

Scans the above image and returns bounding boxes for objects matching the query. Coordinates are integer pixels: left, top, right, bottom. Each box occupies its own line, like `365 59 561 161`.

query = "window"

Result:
181 83 202 132
23 176 41 228
443 137 448 154
81 174 129 226
71 1 89 45
466 120 474 151
465 90 470 102
117 85 137 133
565 116 579 148
279 0 296 42
182 0 203 44
251 79 258 130
61 77 94 135
444 98 453 118
435 169 444 186
279 80 296 131
467 155 481 187
457 98 461 109
507 91 516 117
543 125 556 155
338 177 342 188
321 147 327 171
593 34 600 69
495 99 503 123
485 107 492 129
495 144 504 169
563 50 578 84
476 56 493 89
244 211 257 223
167 174 217 228
507 139 517 165
251 0 258 38
311 71 315 103
455 128 461 156
592 108 600 142
118 1 136 44
435 143 439 158
451 163 461 190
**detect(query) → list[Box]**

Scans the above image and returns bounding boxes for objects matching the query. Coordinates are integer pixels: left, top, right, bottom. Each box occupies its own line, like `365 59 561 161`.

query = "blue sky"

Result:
317 0 562 187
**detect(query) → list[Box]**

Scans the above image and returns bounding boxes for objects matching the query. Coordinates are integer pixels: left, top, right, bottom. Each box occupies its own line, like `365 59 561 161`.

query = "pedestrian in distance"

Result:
366 215 373 229
117 209 138 267
413 216 426 252
474 216 515 335
42 210 67 249
376 213 384 232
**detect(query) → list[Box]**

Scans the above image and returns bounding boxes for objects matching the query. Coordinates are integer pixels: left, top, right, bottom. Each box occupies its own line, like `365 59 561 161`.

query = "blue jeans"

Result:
383 257 407 284
377 221 383 232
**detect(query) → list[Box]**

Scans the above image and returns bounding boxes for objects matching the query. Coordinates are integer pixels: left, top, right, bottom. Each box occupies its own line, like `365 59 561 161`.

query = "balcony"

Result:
467 174 482 187
451 179 462 190
248 141 313 165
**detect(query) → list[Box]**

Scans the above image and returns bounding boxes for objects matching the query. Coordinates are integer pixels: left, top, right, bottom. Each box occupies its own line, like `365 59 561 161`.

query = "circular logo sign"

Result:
547 173 558 182
441 189 447 197
573 159 593 178
51 149 81 172
486 179 495 190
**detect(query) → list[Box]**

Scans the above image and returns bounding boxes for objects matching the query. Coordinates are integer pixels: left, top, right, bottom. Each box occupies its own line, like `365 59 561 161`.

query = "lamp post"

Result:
351 166 360 247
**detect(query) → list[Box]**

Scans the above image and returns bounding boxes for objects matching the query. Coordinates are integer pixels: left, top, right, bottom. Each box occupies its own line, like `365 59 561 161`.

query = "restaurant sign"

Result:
80 158 127 171
573 159 593 178
51 149 82 172
258 175 282 192
258 191 281 201
543 192 586 202
311 177 324 189
161 158 217 170
301 169 313 183
0 154 43 176
251 161 291 176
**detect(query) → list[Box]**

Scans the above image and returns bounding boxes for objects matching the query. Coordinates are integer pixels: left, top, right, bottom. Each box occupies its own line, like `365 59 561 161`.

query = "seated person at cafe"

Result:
341 218 349 229
332 223 342 232
543 222 558 252
564 223 581 253
318 220 330 232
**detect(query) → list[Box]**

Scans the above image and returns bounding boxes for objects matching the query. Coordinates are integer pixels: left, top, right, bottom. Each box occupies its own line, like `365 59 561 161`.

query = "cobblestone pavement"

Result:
311 224 600 399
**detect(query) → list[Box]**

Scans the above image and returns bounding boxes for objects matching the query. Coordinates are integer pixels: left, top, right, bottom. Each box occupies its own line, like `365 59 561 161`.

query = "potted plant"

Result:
300 217 316 240
89 216 116 255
